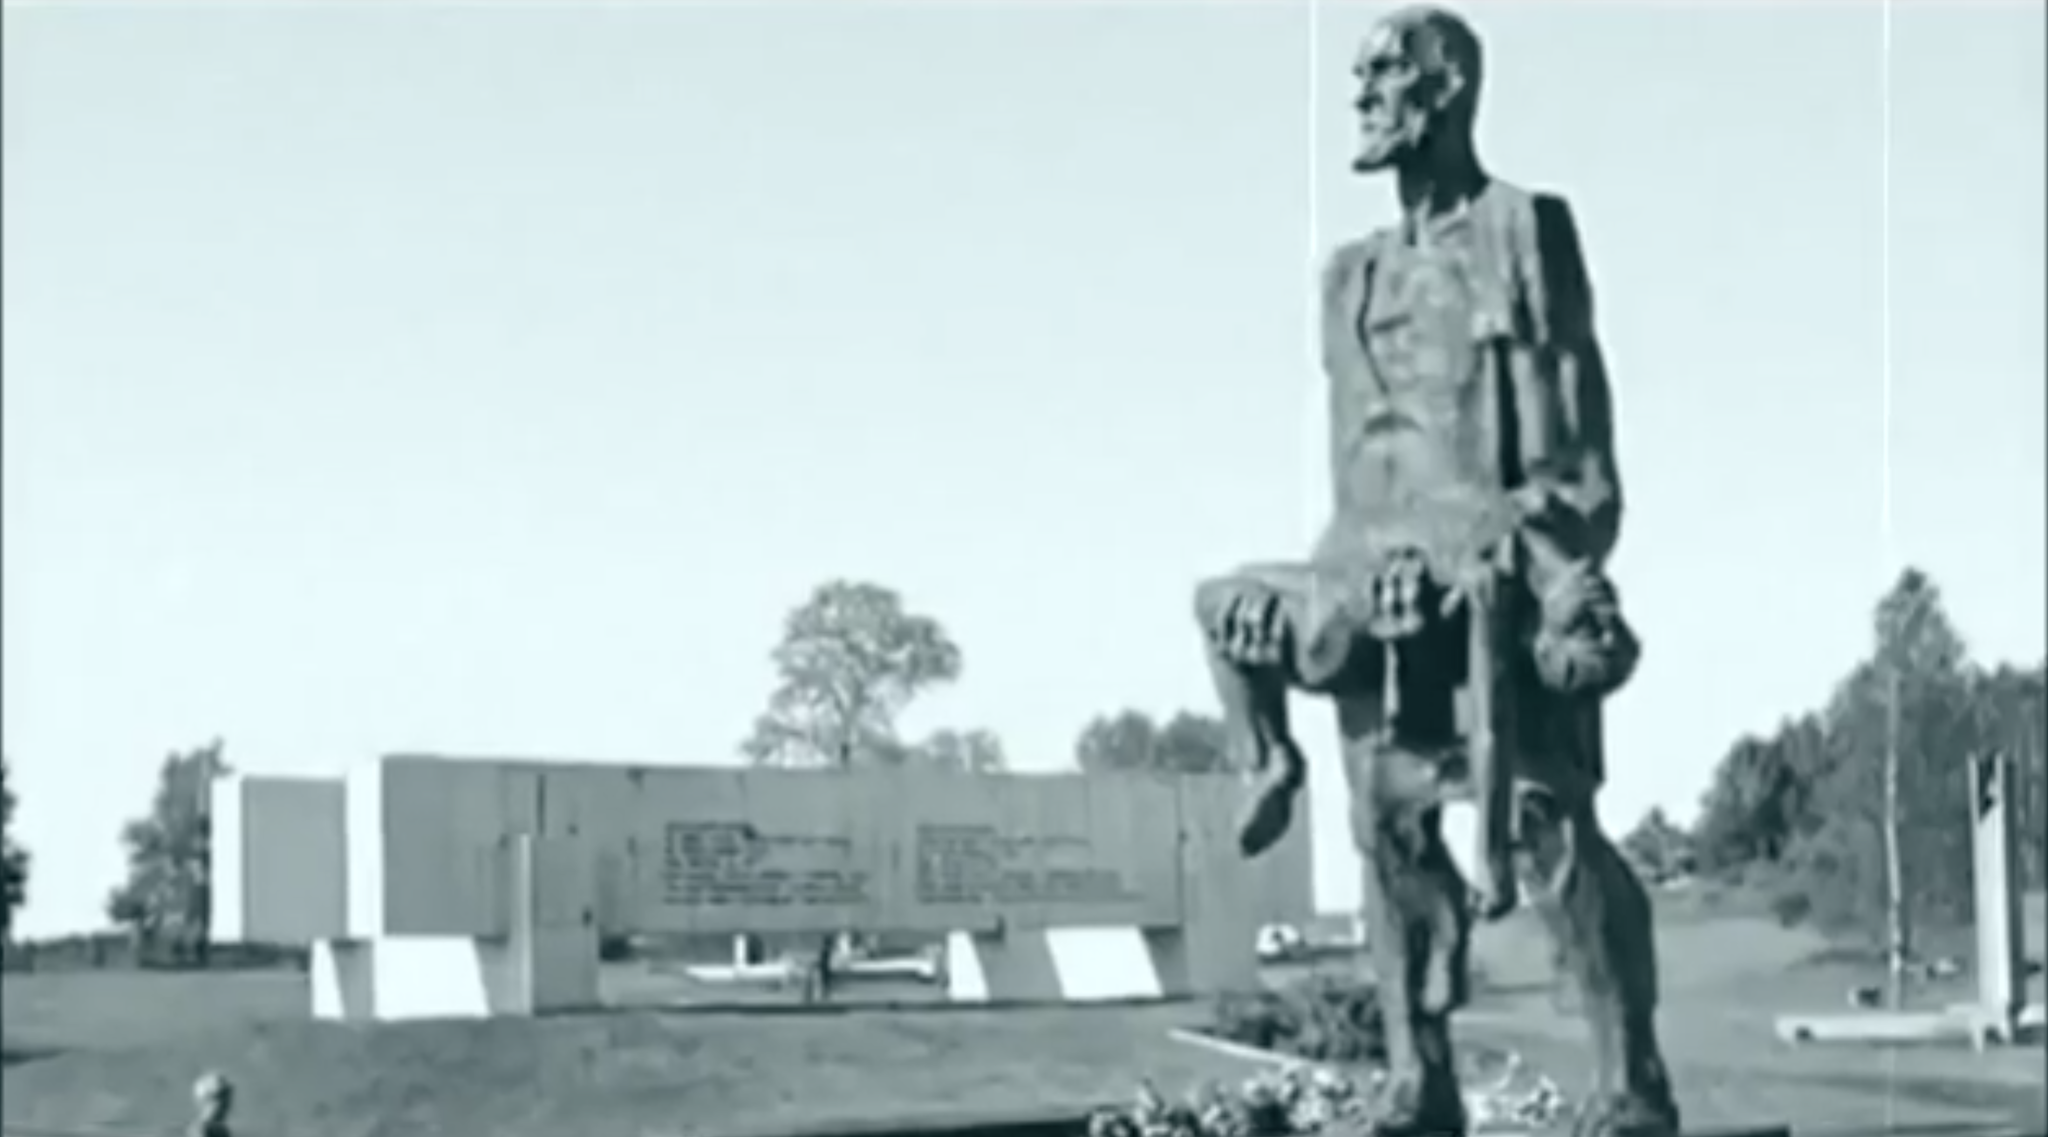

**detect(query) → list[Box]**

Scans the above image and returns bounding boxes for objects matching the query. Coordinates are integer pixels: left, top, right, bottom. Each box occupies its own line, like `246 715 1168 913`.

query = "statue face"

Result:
1352 19 1437 173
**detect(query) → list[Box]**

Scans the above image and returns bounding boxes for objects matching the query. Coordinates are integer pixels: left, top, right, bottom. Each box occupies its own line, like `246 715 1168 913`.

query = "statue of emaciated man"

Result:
1194 9 1681 1136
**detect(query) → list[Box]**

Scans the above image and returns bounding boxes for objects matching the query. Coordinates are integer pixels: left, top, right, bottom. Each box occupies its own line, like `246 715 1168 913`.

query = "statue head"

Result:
1352 6 1484 174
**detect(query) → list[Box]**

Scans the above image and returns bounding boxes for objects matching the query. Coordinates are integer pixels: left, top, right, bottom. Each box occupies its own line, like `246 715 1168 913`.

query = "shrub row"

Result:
1207 973 1387 1065
1 933 307 973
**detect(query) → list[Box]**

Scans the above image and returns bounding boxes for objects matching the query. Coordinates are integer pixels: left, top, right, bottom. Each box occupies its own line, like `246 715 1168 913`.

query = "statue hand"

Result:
1211 585 1290 667
1508 483 1554 518
1434 544 1508 621
1531 561 1639 697
1540 563 1617 630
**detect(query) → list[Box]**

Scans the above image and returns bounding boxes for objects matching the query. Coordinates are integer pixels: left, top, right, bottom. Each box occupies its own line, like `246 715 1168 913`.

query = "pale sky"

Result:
3 1 2042 937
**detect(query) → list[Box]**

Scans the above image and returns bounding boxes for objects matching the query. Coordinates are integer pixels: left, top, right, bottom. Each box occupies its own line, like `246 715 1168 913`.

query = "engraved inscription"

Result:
660 822 871 908
913 823 1137 907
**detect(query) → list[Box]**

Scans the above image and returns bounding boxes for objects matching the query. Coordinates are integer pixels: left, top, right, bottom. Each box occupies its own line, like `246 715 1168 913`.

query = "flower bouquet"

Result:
1085 1051 1569 1137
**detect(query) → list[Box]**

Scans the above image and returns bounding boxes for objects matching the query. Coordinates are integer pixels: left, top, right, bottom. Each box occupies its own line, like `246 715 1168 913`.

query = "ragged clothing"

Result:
1203 180 1637 789
1319 178 1621 588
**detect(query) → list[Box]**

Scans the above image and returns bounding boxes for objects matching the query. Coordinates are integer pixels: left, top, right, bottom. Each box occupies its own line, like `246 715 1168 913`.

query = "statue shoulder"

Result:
1481 177 1539 214
1525 189 1591 279
1480 181 1597 342
1474 181 1580 248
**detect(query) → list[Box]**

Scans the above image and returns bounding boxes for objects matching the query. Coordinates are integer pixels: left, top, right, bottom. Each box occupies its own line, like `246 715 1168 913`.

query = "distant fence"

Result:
0 933 307 974
0 930 932 974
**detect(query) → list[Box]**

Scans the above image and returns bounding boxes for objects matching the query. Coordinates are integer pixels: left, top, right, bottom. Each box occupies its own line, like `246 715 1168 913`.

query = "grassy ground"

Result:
1237 891 2047 1135
1467 1010 2043 1137
5 893 2042 1137
1 969 1256 1137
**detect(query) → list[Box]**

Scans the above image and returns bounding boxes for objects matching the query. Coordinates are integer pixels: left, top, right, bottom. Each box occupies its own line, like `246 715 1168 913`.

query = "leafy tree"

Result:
1830 570 1972 993
1075 709 1231 775
735 581 981 998
907 728 1007 774
1074 710 1158 773
1683 568 2046 957
1 755 28 941
739 580 964 768
107 739 230 954
1692 734 1805 873
1619 806 1694 884
1699 571 1977 954
1691 707 1834 876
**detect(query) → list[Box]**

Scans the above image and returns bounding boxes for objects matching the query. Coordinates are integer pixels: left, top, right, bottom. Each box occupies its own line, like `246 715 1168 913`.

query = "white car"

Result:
1255 923 1307 961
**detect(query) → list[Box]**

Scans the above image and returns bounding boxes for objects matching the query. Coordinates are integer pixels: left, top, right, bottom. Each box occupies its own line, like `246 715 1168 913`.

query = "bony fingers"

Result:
1227 597 1262 659
1222 608 1249 657
1220 593 1251 637
1220 618 1253 663
1252 620 1284 664
1240 594 1270 643
1225 593 1266 661
1438 580 1466 618
1209 609 1236 650
1256 591 1283 636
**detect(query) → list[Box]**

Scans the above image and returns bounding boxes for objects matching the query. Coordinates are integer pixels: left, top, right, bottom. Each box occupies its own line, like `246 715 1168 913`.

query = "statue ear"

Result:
1429 65 1471 117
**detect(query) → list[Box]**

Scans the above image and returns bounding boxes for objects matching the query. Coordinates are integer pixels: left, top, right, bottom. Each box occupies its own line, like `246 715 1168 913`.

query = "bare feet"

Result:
1468 853 1519 923
1570 1091 1681 1137
1237 742 1306 857
1368 1069 1469 1137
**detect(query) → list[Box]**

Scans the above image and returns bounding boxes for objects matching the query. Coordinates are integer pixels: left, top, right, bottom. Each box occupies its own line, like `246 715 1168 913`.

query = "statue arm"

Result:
1510 194 1622 567
1321 239 1373 508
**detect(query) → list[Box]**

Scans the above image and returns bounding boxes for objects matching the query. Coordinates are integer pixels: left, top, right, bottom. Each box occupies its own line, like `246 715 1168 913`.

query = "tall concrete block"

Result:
1970 750 2026 1034
209 774 347 945
312 833 598 1022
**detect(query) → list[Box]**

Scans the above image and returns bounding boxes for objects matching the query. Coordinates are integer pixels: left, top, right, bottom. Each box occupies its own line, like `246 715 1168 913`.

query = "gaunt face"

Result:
1352 13 1469 174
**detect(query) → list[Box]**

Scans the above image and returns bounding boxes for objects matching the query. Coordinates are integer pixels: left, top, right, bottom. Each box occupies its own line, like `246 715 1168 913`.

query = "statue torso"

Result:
1318 184 1526 568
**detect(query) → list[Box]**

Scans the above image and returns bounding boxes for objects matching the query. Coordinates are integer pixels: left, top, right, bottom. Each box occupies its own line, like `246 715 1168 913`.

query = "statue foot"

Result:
1368 1072 1468 1137
1569 1091 1681 1137
1236 742 1305 857
1467 858 1519 923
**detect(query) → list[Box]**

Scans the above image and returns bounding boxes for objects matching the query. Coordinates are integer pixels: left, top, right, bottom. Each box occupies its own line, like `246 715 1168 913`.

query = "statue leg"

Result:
1339 690 1472 1137
1201 642 1304 857
1515 783 1680 1137
1194 568 1316 856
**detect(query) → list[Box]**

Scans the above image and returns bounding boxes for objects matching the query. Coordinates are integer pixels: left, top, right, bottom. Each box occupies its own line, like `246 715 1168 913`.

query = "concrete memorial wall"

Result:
214 754 1314 1022
211 775 348 945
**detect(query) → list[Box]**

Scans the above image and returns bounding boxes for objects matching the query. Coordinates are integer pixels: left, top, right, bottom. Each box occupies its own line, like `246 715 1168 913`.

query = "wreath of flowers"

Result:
1084 1055 1570 1137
